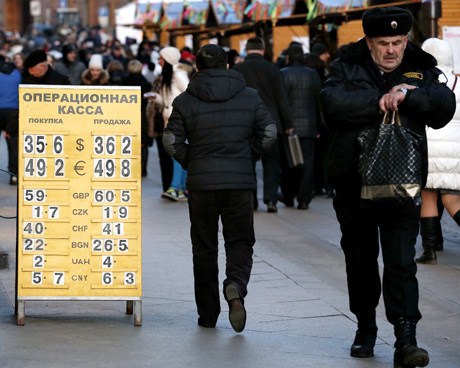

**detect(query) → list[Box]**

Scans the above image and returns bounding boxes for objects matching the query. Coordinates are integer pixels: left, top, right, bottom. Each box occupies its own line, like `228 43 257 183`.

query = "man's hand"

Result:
379 84 417 113
285 128 294 135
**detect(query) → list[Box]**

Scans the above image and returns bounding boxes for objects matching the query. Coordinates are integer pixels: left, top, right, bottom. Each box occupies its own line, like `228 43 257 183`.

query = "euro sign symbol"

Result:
74 160 86 176
76 138 84 152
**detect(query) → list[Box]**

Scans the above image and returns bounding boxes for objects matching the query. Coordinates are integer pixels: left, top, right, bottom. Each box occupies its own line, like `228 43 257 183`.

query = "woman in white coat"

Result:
417 38 460 264
152 47 189 201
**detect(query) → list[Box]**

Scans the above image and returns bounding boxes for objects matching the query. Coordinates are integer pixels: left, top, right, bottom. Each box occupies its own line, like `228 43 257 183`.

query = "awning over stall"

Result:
116 2 138 26
307 0 422 25
244 0 296 21
135 0 163 25
131 0 423 36
115 2 144 44
160 0 185 29
211 0 247 25
183 0 210 25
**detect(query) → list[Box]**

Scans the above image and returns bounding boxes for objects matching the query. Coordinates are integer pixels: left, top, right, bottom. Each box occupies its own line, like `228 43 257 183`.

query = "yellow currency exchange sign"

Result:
17 85 142 325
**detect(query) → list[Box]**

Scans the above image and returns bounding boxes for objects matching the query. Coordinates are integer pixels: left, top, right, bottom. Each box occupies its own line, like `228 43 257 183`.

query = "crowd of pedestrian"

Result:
0 25 166 182
0 24 334 208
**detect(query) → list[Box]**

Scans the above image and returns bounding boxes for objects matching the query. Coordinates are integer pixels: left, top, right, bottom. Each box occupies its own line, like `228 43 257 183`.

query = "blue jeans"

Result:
170 159 187 191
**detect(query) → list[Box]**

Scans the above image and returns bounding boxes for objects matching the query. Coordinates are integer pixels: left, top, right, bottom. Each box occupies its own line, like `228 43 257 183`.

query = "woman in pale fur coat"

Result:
146 46 189 201
416 38 460 264
81 54 109 85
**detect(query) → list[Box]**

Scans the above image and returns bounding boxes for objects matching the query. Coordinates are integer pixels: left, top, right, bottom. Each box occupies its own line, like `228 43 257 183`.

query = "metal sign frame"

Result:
16 85 142 326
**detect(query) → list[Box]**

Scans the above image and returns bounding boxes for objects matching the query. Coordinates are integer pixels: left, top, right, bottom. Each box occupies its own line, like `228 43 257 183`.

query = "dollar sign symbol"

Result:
76 138 84 152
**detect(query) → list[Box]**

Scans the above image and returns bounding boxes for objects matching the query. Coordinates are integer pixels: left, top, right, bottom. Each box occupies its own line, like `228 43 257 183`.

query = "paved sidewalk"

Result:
0 145 459 368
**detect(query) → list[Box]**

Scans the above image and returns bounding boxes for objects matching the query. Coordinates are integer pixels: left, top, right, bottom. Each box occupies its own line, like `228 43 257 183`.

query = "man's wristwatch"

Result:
397 87 408 96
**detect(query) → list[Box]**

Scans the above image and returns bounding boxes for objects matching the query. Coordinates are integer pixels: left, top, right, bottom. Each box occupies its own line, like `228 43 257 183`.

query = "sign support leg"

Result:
17 300 25 326
134 300 142 326
126 300 133 315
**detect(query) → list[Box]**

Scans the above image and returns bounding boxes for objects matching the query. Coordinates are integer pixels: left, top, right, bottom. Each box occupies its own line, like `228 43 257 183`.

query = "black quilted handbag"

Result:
358 111 423 205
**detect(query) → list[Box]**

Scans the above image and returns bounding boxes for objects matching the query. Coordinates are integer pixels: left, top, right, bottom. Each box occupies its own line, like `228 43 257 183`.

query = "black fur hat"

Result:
362 7 412 38
24 49 47 69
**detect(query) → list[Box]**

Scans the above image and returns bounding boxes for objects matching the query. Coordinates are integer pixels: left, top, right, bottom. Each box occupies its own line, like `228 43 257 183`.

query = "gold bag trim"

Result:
361 184 421 199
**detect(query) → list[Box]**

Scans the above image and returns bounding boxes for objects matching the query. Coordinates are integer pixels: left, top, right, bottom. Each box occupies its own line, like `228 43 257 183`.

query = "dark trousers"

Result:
6 135 18 175
333 186 422 325
155 136 173 192
188 189 255 324
260 138 282 204
314 128 330 194
280 138 315 204
0 109 18 175
141 145 149 176
297 138 315 204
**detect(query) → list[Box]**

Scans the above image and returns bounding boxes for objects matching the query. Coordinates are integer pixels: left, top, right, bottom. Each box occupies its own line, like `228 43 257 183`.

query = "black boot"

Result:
454 210 460 227
350 312 378 358
393 318 429 367
435 196 444 251
435 216 443 251
416 217 438 265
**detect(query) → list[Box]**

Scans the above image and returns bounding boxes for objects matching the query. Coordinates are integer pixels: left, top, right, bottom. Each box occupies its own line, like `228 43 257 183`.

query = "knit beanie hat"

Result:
89 54 103 69
160 47 181 66
24 49 47 69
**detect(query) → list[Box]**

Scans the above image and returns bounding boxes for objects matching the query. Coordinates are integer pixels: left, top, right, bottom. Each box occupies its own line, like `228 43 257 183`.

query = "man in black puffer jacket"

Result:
319 7 455 367
163 44 277 333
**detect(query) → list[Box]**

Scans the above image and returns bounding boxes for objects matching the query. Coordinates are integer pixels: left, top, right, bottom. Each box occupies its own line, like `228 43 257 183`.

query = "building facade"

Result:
0 0 131 33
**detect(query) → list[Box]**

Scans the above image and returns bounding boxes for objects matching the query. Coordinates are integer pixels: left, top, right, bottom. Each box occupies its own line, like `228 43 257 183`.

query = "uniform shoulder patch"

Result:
403 72 423 80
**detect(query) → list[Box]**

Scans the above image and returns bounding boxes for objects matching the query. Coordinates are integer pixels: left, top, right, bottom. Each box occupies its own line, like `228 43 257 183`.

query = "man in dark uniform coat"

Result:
23 49 70 85
233 37 292 213
163 44 276 333
319 7 456 368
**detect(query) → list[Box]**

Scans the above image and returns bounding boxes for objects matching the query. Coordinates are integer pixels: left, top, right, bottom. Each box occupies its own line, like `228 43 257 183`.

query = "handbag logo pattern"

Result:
358 111 423 205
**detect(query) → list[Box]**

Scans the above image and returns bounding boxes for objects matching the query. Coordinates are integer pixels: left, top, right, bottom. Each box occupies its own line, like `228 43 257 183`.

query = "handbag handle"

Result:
381 111 401 126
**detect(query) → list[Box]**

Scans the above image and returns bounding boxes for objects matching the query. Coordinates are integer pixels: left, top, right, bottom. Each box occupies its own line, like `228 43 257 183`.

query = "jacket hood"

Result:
61 44 79 65
421 38 454 78
339 38 438 70
186 69 246 102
